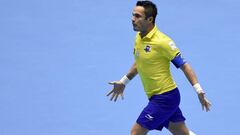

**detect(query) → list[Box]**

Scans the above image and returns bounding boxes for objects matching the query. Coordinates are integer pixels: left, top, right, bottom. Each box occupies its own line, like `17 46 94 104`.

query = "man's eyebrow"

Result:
132 13 142 17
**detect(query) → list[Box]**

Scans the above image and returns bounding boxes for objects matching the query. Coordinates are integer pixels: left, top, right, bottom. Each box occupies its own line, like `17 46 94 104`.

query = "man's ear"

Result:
147 17 153 23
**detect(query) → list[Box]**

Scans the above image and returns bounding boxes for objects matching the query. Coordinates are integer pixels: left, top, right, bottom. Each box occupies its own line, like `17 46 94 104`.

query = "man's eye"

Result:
133 13 141 18
135 14 141 18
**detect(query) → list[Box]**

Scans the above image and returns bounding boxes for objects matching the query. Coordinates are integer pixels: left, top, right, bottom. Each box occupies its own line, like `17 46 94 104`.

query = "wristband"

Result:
193 83 204 94
120 75 130 85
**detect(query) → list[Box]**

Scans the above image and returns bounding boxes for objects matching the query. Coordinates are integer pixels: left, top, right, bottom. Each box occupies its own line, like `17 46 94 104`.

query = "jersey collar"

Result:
142 25 157 40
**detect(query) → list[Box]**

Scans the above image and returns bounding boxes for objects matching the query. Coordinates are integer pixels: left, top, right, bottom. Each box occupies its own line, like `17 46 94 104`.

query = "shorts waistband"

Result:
161 87 179 95
149 87 179 100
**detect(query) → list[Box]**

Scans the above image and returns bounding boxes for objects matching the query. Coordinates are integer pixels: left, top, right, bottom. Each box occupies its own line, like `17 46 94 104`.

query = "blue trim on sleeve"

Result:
171 54 187 68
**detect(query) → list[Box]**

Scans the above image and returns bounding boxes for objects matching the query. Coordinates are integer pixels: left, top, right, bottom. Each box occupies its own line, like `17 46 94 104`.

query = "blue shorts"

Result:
136 88 186 131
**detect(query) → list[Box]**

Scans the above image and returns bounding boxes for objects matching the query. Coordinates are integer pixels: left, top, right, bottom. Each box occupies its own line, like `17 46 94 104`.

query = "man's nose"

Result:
131 16 136 22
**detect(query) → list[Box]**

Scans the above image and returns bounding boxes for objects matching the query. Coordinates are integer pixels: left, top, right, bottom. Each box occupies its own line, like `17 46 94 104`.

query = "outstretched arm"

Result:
180 63 211 111
107 62 138 102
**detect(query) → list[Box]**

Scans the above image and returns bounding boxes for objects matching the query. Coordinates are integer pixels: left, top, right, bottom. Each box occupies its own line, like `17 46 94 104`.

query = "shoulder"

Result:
153 31 175 49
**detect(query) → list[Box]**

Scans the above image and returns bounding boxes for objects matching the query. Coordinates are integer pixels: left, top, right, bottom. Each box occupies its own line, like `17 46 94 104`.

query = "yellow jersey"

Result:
134 25 180 98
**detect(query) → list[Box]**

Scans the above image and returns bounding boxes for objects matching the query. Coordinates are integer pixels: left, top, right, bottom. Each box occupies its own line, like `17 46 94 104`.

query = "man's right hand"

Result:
107 81 125 102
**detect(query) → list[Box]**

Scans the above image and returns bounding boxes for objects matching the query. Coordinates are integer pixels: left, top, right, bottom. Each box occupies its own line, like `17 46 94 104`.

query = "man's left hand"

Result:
198 92 212 112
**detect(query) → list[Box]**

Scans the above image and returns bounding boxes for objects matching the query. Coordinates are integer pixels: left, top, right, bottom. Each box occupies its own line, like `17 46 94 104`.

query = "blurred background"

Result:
0 0 239 134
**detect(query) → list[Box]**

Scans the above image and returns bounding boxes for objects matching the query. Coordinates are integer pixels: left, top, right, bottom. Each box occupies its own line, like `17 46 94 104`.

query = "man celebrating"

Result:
107 1 211 135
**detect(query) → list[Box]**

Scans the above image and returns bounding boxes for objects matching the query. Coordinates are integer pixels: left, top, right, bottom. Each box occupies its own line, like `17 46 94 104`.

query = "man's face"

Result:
132 6 149 32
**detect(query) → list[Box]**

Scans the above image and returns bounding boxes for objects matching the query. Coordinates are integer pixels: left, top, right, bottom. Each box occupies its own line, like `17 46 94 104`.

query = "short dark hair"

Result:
136 1 158 24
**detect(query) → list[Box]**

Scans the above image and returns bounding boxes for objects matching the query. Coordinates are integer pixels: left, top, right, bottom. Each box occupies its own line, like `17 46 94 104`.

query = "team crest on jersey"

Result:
144 45 151 53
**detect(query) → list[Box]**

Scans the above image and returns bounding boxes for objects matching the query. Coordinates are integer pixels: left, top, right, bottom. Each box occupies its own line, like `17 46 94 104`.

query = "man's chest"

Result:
134 42 163 62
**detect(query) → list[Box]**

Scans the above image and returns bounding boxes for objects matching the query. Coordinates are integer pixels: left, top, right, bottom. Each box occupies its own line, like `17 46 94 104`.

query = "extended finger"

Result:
205 101 211 112
106 89 114 96
110 93 116 101
108 81 116 85
205 104 210 112
114 94 119 102
200 98 206 111
204 98 211 111
206 99 212 106
204 102 211 112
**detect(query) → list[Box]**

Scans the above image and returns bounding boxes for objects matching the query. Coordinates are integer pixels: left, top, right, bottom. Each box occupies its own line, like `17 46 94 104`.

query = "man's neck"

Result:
140 24 155 38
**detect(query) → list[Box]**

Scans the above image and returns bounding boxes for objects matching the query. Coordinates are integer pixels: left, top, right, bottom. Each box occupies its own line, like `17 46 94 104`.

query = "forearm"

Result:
180 63 210 111
180 63 198 86
126 62 138 80
181 63 205 94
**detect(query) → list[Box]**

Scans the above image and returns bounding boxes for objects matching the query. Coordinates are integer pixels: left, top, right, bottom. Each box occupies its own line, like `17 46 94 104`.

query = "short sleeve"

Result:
160 39 180 61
